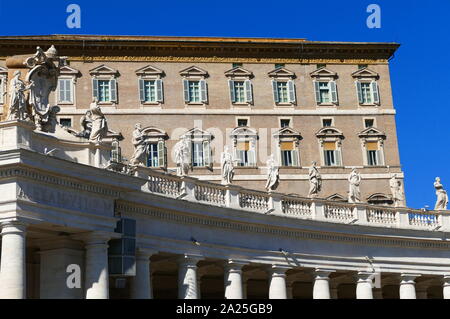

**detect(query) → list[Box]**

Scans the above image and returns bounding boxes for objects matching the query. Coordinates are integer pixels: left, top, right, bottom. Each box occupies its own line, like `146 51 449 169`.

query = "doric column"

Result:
268 265 290 299
356 272 374 299
224 260 247 299
74 231 115 299
399 274 420 299
178 254 203 299
313 269 334 299
130 250 157 299
0 221 28 299
443 275 450 299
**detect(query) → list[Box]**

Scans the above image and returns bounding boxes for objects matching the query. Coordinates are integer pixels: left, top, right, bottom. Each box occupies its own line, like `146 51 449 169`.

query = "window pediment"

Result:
367 193 393 204
352 67 379 79
273 127 302 140
182 128 214 140
136 65 165 78
358 127 386 139
268 67 296 79
310 67 338 79
89 64 119 77
326 193 347 202
230 126 258 139
141 127 168 140
224 67 253 78
59 65 80 76
316 127 344 139
179 66 209 78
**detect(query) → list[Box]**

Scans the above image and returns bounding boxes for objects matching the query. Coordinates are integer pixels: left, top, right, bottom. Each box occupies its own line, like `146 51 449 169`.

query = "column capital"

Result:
355 271 375 283
72 231 120 245
268 265 292 277
0 220 29 235
224 259 248 272
178 254 204 267
443 274 450 286
136 248 158 260
314 268 336 279
400 273 421 284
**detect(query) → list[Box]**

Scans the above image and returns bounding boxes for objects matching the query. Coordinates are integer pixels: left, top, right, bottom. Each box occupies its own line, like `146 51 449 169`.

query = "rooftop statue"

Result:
434 177 448 211
174 138 190 177
390 174 406 207
308 161 322 198
221 146 235 185
265 154 279 192
130 123 148 166
89 99 109 143
348 168 362 204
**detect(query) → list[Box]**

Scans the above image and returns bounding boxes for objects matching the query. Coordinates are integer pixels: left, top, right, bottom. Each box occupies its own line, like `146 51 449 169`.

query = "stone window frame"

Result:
235 116 250 128
141 127 169 169
181 128 214 170
358 127 386 167
316 127 345 167
268 67 297 107
310 67 339 107
352 67 381 107
89 64 120 106
0 66 7 105
56 65 80 106
225 67 254 107
136 65 165 106
230 126 259 168
320 117 335 128
363 117 377 128
57 116 74 128
278 116 293 128
273 127 302 168
180 66 209 107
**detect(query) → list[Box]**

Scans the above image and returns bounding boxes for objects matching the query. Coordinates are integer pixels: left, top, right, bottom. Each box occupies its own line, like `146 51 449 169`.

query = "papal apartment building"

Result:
0 35 448 300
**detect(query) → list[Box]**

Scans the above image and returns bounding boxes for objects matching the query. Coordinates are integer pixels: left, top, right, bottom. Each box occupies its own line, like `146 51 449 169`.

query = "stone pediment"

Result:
89 64 119 76
358 127 386 139
179 66 208 77
273 127 302 139
182 127 214 140
310 67 338 79
268 67 296 79
0 66 7 75
367 193 393 205
316 127 344 139
230 126 258 138
326 193 347 202
224 67 253 78
352 67 379 79
59 65 80 76
135 65 165 77
141 126 168 139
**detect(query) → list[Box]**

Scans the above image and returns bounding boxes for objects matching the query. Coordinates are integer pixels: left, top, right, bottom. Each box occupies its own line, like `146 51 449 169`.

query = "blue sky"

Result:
0 0 447 209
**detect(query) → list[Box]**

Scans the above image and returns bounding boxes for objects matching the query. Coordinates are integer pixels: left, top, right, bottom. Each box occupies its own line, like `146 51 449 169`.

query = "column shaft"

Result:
443 275 450 299
269 266 289 299
224 261 245 299
0 222 27 299
178 255 202 299
130 252 155 299
313 270 333 299
399 274 420 299
356 272 374 299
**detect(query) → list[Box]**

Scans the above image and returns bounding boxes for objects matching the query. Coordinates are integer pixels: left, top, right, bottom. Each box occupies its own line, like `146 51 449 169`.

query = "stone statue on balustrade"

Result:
129 123 148 166
174 138 191 177
390 174 406 208
348 168 362 204
265 154 280 192
434 177 448 211
76 110 93 138
7 71 32 121
221 146 235 185
89 99 109 143
308 161 322 198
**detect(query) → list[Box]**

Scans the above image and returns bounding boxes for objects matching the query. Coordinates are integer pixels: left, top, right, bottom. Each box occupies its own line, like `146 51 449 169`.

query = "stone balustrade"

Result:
138 167 450 232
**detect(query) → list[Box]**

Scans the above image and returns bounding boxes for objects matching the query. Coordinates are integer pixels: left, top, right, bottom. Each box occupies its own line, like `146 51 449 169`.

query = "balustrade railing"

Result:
141 169 448 232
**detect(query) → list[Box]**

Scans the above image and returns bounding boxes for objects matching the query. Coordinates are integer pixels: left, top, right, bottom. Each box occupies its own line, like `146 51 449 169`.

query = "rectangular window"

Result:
98 80 111 102
236 141 254 167
366 142 381 166
323 142 341 166
322 119 333 127
317 64 326 69
280 141 298 167
147 143 159 167
58 78 73 104
237 119 248 127
143 80 157 102
275 63 285 69
277 82 289 103
59 118 72 128
360 82 372 104
280 119 291 128
319 82 330 103
188 81 200 103
365 119 375 128
192 142 205 167
232 63 243 68
234 81 246 103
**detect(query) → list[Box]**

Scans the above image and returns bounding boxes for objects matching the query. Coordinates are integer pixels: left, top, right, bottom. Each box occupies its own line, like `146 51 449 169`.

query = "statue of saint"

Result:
308 161 322 198
390 174 405 207
434 177 449 211
130 123 148 166
174 138 190 176
7 71 31 121
77 110 93 138
221 146 235 185
265 154 280 192
89 99 108 143
348 168 362 204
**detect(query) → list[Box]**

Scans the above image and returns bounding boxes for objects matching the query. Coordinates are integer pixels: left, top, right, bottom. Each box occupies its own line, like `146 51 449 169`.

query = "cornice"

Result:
116 201 450 251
